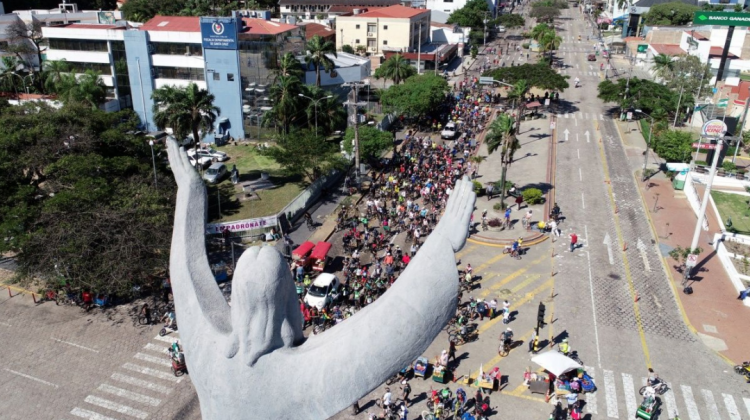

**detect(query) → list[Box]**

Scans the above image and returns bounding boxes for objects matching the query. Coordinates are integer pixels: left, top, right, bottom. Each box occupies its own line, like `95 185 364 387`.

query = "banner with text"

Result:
207 215 278 234
200 17 238 50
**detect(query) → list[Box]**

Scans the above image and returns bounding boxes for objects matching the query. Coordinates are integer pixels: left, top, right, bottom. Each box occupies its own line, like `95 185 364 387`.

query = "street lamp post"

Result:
635 109 654 181
148 140 158 188
298 94 333 136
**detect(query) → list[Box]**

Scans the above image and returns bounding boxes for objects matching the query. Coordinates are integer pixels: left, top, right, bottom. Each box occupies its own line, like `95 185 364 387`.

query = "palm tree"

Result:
486 113 519 208
507 80 530 134
531 24 552 42
376 54 415 85
55 70 107 109
0 57 21 96
305 35 337 87
275 52 304 81
266 74 303 134
541 32 562 64
302 86 346 135
43 59 70 93
652 53 674 80
152 83 220 147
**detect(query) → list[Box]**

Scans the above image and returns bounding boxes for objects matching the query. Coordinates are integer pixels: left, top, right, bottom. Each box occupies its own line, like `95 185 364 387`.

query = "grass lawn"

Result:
711 191 750 234
205 144 303 222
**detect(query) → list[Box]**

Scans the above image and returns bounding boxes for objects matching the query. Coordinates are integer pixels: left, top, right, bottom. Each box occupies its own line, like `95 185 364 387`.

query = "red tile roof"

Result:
730 80 750 101
140 16 200 32
430 21 455 28
328 5 385 13
685 31 708 40
709 46 738 59
242 18 298 35
357 5 429 18
650 44 685 56
300 22 335 40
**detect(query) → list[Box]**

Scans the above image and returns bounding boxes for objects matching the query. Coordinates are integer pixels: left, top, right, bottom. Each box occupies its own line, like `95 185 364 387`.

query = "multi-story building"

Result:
279 0 400 19
335 5 430 56
420 0 495 19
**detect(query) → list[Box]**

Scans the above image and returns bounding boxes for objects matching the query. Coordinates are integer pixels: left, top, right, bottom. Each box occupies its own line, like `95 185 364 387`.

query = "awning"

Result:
597 17 612 24
527 101 543 108
310 241 332 260
292 241 315 259
612 15 627 22
531 351 583 376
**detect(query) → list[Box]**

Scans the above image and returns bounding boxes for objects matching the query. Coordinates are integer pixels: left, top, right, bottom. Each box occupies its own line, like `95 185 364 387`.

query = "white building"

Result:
297 51 372 85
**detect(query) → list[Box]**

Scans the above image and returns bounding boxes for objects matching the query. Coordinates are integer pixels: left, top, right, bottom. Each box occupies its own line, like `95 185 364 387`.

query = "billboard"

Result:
200 18 238 50
693 11 750 27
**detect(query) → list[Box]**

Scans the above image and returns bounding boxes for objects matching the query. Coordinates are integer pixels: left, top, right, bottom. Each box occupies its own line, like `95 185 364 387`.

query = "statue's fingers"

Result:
166 138 182 170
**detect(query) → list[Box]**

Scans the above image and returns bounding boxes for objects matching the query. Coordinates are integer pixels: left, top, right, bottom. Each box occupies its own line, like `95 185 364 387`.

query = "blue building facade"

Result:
124 30 157 133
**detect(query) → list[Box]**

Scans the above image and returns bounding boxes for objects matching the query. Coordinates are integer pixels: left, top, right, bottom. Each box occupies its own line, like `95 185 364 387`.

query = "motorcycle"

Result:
639 381 669 396
160 321 178 337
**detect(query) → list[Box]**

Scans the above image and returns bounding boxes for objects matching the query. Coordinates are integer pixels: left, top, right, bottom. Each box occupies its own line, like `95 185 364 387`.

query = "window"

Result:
356 24 360 29
383 40 388 45
383 25 388 30
213 72 220 81
152 42 203 56
367 38 376 48
48 38 108 52
355 39 360 43
367 24 376 32
227 73 235 81
155 66 205 81
63 61 112 75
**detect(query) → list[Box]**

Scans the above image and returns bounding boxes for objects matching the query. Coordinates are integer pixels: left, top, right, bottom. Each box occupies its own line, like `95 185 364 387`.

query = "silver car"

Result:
203 163 227 184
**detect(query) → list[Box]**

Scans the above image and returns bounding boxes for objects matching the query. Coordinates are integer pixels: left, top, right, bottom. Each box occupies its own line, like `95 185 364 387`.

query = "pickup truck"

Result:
441 122 457 139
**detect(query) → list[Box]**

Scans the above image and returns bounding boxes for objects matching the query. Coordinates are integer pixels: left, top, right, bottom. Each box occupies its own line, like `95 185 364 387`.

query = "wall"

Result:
280 170 344 228
204 47 245 141
304 61 371 85
713 233 750 307
336 16 417 55
124 30 157 132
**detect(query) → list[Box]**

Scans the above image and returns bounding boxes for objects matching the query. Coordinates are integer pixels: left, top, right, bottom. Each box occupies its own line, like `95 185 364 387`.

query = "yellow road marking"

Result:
468 235 549 248
478 278 554 335
467 327 537 382
456 244 478 260
473 252 508 274
477 254 548 299
508 382 531 396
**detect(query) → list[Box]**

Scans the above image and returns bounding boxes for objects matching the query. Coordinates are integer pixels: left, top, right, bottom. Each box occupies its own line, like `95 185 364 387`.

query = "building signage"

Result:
206 215 278 234
693 11 750 27
701 119 728 138
636 44 648 53
692 143 719 149
200 17 238 50
479 76 495 85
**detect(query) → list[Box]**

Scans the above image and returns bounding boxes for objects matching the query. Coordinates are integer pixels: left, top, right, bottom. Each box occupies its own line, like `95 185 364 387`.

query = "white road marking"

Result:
153 334 179 344
576 133 579 142
565 113 569 118
122 363 181 383
51 337 99 353
724 393 741 420
584 231 601 368
577 149 580 159
0 321 11 327
98 384 161 407
3 368 58 388
681 385 701 420
143 343 168 354
581 192 585 209
600 114 604 120
110 373 172 395
744 398 750 417
584 366 598 414
134 352 172 367
621 373 637 420
579 167 582 181
663 383 677 419
575 118 578 127
603 369 618 418
702 389 721 420
84 396 148 419
71 407 117 420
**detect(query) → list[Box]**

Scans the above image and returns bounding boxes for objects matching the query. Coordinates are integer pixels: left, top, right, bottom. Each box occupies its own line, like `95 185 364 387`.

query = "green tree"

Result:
0 103 175 295
643 2 699 25
4 19 45 79
342 44 355 54
597 77 692 118
485 113 519 207
485 63 569 91
301 85 346 135
43 59 70 93
275 52 304 80
530 23 553 42
0 56 22 95
375 54 415 85
447 0 490 29
263 129 347 183
652 129 694 163
497 14 525 28
343 125 393 160
530 6 561 23
152 83 220 147
665 55 711 100
265 74 303 134
380 73 449 119
651 53 674 80
55 71 107 109
541 31 562 62
305 34 337 87
471 45 479 59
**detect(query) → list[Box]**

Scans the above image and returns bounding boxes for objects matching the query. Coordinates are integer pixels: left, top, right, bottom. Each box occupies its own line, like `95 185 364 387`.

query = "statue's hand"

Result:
166 138 202 190
434 176 476 252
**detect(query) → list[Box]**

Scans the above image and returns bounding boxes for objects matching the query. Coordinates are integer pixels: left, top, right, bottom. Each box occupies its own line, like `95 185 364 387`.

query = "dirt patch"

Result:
724 239 750 256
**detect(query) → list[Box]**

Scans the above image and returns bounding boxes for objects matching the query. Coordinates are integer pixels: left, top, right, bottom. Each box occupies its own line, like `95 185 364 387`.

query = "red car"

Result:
587 54 596 61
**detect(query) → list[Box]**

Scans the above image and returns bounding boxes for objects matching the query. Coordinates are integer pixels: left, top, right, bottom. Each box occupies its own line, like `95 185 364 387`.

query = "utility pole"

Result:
343 82 368 189
417 21 422 75
673 83 684 128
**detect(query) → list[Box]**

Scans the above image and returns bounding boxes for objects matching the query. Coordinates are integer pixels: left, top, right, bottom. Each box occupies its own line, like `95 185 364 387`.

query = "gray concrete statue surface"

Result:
166 139 476 419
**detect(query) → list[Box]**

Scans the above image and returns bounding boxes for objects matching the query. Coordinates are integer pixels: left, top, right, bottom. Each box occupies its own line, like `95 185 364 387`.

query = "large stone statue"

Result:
166 139 475 419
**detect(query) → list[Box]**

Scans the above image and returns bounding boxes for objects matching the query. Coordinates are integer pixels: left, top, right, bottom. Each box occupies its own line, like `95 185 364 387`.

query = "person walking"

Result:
569 233 578 253
502 306 511 324
400 380 411 407
448 339 457 365
486 184 494 200
738 285 750 300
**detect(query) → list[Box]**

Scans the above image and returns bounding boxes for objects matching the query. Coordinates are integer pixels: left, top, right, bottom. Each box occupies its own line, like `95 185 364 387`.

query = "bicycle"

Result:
305 217 315 230
498 339 512 357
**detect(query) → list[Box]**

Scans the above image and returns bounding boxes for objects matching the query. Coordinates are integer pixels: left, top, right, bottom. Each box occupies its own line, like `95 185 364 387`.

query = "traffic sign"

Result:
637 44 648 53
693 11 750 27
479 76 495 85
692 143 719 149
627 112 633 120
545 98 550 106
686 253 699 268
550 121 556 129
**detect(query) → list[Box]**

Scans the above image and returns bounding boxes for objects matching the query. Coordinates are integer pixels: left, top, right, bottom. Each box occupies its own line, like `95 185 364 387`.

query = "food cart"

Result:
309 241 332 272
432 365 450 383
292 241 315 267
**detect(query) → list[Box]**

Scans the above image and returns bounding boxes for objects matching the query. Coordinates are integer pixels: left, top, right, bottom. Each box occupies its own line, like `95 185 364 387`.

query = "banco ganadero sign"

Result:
693 11 750 27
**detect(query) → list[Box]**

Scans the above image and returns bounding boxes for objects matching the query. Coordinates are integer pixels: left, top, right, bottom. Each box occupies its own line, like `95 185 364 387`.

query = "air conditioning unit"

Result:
367 32 375 37
368 47 377 52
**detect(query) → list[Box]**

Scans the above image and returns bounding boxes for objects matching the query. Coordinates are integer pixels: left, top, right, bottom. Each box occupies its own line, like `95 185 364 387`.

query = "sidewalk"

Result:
616 119 750 364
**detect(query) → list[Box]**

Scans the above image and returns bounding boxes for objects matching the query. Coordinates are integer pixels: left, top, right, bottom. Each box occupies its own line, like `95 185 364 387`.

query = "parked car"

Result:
497 25 507 33
203 163 228 184
187 148 213 168
587 54 596 61
441 122 457 139
304 273 340 309
195 147 229 162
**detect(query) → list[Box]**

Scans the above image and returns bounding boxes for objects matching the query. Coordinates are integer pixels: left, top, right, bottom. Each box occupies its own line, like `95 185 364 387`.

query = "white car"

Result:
441 122 457 139
304 273 341 309
186 149 213 168
195 147 229 162
497 25 507 33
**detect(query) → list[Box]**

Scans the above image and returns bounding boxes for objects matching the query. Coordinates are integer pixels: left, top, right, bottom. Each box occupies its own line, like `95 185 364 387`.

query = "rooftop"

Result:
298 22 335 40
140 16 200 32
709 46 738 59
242 18 297 35
686 31 709 41
356 5 429 18
327 5 387 13
650 43 685 56
296 51 369 67
280 0 399 4
730 80 750 102
430 21 456 28
59 23 123 30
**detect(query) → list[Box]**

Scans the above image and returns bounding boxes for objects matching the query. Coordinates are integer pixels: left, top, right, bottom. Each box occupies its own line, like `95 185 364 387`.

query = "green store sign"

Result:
693 11 750 27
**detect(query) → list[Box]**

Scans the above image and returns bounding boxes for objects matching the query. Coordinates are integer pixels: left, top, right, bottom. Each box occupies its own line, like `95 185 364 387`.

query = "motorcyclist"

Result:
501 328 513 346
574 77 580 87
647 368 659 386
558 338 570 356
162 310 176 329
551 203 561 218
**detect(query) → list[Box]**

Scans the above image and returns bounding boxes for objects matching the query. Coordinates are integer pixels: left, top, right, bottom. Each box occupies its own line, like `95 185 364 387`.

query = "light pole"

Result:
298 93 333 136
148 140 158 188
635 109 654 181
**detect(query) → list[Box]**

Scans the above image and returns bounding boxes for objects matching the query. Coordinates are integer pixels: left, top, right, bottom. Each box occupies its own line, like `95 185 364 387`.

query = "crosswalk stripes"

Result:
603 370 619 418
663 383 678 419
702 389 721 420
681 385 700 420
583 366 597 414
723 393 741 420
69 333 184 420
621 373 637 420
744 398 750 416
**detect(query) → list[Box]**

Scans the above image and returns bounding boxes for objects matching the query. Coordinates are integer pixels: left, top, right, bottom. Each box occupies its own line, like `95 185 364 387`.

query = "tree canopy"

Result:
651 129 694 163
343 125 393 160
380 74 449 119
643 2 699 25
530 6 561 23
374 54 416 85
262 129 347 183
0 103 176 295
120 0 248 22
447 0 490 29
484 63 570 91
497 14 526 28
597 77 693 117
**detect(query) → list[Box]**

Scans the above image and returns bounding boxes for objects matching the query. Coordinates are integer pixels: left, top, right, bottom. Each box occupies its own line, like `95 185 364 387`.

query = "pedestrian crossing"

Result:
66 332 183 420
580 365 750 419
554 112 606 121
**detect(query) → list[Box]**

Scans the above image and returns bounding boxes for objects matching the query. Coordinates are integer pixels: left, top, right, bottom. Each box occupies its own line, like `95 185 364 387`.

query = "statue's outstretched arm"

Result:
166 139 232 339
288 177 475 417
